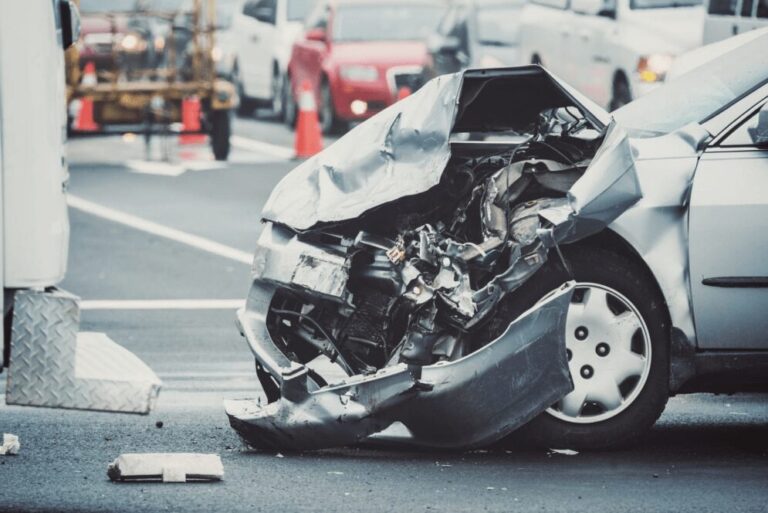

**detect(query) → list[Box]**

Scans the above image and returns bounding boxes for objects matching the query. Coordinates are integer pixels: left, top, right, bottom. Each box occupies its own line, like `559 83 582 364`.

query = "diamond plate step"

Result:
5 289 161 414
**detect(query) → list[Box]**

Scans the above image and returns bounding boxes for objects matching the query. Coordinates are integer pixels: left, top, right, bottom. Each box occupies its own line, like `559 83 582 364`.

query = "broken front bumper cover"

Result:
226 281 574 451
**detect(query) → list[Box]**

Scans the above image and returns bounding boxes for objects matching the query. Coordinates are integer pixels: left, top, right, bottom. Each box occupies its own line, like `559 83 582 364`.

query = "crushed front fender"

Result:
225 282 574 451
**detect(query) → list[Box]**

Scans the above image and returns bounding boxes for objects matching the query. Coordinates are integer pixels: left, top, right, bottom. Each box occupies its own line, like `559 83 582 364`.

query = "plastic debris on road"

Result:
0 434 20 455
548 448 579 456
107 453 224 483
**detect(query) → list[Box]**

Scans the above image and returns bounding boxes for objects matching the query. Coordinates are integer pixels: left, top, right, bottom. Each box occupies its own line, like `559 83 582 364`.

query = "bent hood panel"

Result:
261 73 462 231
261 66 611 231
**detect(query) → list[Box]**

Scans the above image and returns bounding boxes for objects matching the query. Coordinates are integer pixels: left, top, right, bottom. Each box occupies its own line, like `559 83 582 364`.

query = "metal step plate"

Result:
5 289 161 414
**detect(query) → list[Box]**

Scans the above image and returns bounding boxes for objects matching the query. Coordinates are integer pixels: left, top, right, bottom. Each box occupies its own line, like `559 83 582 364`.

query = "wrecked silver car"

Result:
227 32 768 451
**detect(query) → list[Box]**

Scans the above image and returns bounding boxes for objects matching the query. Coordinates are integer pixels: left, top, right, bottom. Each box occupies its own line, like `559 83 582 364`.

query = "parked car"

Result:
425 0 526 79
229 0 318 117
284 0 446 133
226 34 768 451
703 0 768 43
518 0 705 110
78 0 146 78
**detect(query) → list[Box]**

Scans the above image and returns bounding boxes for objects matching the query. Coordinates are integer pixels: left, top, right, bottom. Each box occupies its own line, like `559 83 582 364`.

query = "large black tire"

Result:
511 245 670 450
609 75 632 111
283 74 297 129
270 67 285 120
319 80 344 135
210 109 231 161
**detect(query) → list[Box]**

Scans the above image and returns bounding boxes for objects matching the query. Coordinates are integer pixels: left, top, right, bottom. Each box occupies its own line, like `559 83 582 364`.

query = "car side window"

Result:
721 102 768 147
708 0 739 15
740 0 753 16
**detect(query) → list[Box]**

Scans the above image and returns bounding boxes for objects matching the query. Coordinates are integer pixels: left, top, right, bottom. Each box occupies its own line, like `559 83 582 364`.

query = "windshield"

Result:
333 4 444 42
476 5 524 46
613 34 768 136
288 0 316 21
79 0 137 12
630 0 702 8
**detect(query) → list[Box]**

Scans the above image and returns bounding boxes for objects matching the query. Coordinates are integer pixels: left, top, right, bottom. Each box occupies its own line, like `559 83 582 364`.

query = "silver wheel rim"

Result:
272 72 283 115
547 283 652 424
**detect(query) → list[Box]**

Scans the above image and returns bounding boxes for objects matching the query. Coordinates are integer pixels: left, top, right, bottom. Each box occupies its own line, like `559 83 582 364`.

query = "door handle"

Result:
732 24 739 35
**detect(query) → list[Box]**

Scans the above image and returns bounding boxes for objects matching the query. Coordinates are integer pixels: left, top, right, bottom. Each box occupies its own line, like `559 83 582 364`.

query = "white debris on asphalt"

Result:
548 448 579 456
0 434 20 455
107 453 224 483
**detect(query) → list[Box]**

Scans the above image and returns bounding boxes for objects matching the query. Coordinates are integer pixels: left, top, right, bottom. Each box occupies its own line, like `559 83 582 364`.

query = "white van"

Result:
518 0 706 110
703 0 768 43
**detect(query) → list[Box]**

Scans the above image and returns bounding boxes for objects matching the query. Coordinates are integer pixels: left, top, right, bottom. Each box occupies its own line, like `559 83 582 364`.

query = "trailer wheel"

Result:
211 109 231 161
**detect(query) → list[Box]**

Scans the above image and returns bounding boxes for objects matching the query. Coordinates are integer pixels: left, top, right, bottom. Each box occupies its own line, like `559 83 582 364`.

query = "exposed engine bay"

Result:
226 67 642 451
267 110 600 382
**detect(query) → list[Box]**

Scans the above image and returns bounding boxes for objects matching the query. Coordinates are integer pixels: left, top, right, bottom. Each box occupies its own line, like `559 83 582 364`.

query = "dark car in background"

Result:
425 0 526 79
284 0 446 133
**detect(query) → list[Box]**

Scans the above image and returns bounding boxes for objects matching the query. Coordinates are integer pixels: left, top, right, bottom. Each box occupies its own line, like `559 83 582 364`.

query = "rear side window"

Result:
741 0 753 16
708 0 738 14
531 0 569 9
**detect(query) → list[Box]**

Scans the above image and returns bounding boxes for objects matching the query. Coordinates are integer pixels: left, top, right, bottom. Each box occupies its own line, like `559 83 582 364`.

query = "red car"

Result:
284 0 446 133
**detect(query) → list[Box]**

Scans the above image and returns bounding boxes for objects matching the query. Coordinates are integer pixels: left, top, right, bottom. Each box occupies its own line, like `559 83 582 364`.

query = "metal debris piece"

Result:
0 434 20 455
5 289 162 414
548 448 579 456
107 453 224 483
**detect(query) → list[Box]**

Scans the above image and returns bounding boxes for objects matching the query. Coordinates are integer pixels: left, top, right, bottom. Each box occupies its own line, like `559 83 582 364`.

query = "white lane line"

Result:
67 195 253 264
126 160 187 176
80 299 245 310
230 135 295 160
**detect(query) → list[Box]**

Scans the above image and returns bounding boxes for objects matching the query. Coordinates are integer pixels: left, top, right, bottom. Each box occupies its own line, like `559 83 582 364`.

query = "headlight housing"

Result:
637 54 673 83
339 65 379 82
120 32 147 53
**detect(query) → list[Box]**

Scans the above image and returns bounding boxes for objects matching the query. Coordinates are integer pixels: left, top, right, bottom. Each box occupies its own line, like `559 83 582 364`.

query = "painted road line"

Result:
80 299 245 310
230 135 295 160
126 160 187 176
67 195 253 264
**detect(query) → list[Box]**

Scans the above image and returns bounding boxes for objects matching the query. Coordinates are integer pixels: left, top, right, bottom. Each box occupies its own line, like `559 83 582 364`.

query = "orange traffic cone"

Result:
75 61 99 131
294 81 323 159
397 86 412 101
179 96 207 145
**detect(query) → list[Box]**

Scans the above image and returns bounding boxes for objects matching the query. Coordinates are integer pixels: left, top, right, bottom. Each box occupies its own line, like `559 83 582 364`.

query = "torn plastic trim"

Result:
226 282 574 451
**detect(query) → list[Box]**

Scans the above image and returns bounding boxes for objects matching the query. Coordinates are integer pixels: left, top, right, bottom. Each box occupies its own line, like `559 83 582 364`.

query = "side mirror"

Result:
60 0 81 50
254 6 276 24
305 28 327 43
750 106 768 147
571 0 605 15
429 34 461 55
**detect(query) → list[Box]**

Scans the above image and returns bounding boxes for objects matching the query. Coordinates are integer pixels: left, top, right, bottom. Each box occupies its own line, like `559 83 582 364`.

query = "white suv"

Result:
518 0 705 110
229 0 316 117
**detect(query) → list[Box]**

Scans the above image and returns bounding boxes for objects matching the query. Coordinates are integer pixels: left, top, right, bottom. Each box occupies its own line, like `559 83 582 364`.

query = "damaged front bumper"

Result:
227 272 574 451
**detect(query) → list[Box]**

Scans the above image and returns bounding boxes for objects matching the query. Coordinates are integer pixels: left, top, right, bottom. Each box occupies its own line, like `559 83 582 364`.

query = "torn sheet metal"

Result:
0 434 20 455
108 453 224 482
261 66 611 232
226 283 574 451
6 289 162 414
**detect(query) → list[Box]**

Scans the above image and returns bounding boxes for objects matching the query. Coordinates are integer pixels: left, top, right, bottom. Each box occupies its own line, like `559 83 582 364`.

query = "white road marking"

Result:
126 160 187 176
230 135 295 160
80 299 245 310
67 195 253 264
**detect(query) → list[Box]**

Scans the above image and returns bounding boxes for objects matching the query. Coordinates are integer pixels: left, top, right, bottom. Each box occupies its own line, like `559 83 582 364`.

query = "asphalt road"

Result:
1 115 767 513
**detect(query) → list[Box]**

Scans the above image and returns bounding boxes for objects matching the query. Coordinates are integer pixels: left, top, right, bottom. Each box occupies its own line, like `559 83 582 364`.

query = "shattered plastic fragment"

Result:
548 448 579 456
0 434 20 455
107 453 224 483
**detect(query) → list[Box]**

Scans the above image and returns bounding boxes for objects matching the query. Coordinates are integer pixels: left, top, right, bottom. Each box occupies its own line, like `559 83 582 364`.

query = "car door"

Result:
568 1 614 105
239 0 277 99
689 99 768 349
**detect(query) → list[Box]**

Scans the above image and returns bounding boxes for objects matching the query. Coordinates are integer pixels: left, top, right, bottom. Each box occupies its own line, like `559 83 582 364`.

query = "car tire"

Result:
210 109 231 161
234 63 256 117
609 76 632 111
509 245 670 450
271 67 285 121
319 80 342 135
283 74 297 129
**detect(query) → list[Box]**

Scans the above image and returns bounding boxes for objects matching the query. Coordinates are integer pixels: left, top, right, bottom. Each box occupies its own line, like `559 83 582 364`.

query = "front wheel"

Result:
210 109 231 161
514 246 670 449
609 76 632 111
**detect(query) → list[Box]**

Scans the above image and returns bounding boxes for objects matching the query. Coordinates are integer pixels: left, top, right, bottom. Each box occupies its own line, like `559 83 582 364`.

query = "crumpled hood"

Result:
262 66 611 231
